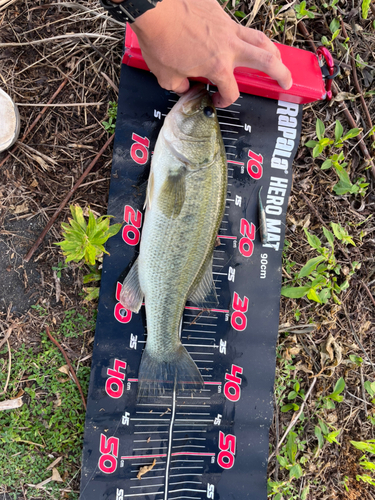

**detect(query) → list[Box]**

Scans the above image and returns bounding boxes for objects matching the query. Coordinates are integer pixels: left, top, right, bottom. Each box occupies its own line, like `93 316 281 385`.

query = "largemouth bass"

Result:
120 85 227 397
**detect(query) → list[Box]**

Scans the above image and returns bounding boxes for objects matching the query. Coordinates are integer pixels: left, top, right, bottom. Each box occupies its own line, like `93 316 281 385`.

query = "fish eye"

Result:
203 106 215 118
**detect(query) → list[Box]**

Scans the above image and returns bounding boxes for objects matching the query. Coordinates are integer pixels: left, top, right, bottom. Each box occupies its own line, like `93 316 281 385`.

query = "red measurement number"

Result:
230 292 249 332
114 282 132 324
105 358 127 399
247 149 263 180
130 133 150 165
239 218 255 258
217 431 236 469
122 205 142 246
98 434 119 474
224 364 243 403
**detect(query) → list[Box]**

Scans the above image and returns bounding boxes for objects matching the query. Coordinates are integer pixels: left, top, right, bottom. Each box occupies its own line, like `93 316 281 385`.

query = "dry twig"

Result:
45 326 87 410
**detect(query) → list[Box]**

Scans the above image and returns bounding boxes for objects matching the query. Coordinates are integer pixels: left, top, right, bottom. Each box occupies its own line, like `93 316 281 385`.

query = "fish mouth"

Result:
178 84 211 115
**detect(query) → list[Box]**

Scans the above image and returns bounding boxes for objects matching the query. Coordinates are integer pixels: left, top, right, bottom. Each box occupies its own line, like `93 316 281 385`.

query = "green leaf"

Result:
83 271 102 284
276 455 289 468
305 140 318 147
299 256 326 278
329 18 340 33
325 429 341 444
315 426 324 449
289 463 303 479
306 287 323 303
281 286 310 298
70 204 86 230
234 10 246 18
304 228 322 250
342 128 362 141
84 287 100 301
364 381 375 398
333 377 346 395
322 227 335 248
319 288 331 303
104 223 123 239
321 159 332 170
351 440 375 455
349 355 363 366
331 28 340 41
288 391 298 400
334 120 343 142
85 244 97 266
301 485 310 500
362 0 371 19
319 420 329 435
286 431 298 464
281 403 299 412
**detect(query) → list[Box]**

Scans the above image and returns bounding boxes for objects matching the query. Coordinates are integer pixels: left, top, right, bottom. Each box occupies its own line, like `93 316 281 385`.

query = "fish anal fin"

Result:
158 170 186 219
119 258 143 313
188 254 218 308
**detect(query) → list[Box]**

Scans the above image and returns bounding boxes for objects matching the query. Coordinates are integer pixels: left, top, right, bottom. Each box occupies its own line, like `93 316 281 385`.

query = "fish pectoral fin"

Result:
143 170 154 210
119 258 143 313
188 255 218 307
158 170 186 219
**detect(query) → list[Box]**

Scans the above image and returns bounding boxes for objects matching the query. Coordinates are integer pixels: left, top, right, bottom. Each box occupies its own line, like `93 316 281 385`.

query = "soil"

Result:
0 0 374 499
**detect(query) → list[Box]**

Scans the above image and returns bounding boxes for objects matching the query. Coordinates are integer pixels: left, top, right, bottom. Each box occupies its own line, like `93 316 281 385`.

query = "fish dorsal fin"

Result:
158 169 186 219
188 254 218 307
119 258 143 313
144 169 154 210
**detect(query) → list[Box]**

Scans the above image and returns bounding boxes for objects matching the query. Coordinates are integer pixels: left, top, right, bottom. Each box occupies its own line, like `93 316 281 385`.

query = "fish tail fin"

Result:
137 345 204 399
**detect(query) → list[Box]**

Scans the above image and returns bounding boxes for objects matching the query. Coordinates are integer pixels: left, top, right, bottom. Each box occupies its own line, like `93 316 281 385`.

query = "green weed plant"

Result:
305 118 368 196
55 205 122 300
281 223 360 305
102 101 118 134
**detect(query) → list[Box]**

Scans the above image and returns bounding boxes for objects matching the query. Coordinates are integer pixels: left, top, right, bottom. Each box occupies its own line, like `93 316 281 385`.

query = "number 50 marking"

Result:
217 431 236 469
239 218 255 258
98 434 119 474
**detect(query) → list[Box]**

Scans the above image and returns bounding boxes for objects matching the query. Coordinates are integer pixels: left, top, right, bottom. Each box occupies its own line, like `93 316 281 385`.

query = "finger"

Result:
234 42 292 90
173 78 191 95
211 72 240 108
157 75 190 94
237 26 281 60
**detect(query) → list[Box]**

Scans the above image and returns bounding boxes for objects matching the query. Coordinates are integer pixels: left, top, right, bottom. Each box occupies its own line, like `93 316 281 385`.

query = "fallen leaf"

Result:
58 365 70 376
137 459 156 479
13 202 29 214
320 334 342 376
52 467 63 482
30 179 38 188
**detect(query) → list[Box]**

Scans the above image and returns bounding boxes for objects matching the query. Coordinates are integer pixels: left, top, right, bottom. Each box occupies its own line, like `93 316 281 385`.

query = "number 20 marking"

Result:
122 205 142 246
239 218 255 258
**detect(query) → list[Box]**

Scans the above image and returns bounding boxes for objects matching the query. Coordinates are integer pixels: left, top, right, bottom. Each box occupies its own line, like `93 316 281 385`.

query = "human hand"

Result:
119 0 293 108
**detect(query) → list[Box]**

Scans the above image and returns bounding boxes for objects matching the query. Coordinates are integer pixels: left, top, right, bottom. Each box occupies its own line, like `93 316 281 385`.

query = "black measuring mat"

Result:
80 65 302 500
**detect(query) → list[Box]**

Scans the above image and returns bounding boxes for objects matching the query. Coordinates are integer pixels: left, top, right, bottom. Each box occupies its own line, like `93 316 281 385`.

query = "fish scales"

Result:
120 85 227 397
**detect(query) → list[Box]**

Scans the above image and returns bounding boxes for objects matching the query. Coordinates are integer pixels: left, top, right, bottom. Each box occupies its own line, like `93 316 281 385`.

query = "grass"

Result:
0 308 94 499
